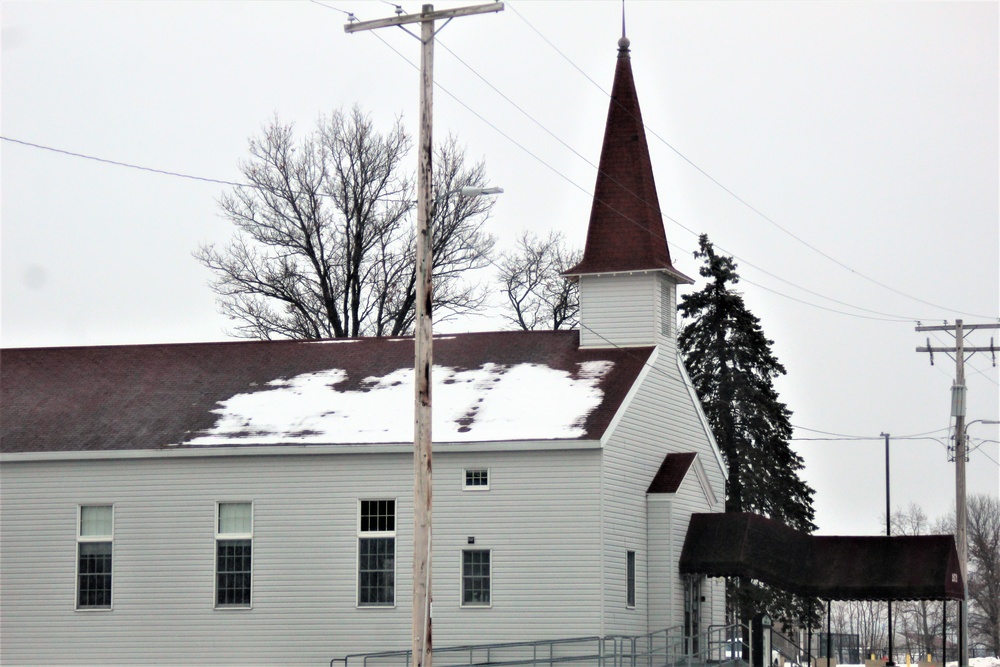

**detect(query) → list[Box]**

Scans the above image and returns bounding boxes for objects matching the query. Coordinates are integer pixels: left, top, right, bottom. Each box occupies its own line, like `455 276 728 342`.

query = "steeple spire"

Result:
620 0 629 52
566 35 688 281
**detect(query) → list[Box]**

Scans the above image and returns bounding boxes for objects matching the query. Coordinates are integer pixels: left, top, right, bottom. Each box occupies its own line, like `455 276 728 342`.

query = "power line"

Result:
505 0 995 321
348 13 936 324
432 37 921 323
1 136 246 188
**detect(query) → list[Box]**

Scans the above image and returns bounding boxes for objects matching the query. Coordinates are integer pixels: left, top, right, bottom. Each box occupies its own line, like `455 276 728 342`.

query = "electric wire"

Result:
0 127 944 324
7 4 992 334
505 0 995 321
433 38 919 323
343 10 933 324
6 2 993 475
8 2 985 328
1 136 247 188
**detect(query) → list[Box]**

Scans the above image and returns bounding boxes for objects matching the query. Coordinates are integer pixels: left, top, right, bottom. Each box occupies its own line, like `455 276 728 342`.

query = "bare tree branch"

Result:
497 230 580 331
195 109 496 339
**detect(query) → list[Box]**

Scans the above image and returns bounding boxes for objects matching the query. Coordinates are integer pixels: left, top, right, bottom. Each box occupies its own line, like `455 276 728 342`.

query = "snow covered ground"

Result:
839 659 999 667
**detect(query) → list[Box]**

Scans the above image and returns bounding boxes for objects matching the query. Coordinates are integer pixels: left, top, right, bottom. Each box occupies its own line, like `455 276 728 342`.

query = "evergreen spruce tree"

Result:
678 234 818 627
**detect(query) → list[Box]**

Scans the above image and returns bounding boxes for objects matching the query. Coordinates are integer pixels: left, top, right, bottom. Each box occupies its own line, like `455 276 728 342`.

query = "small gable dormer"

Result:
564 36 692 351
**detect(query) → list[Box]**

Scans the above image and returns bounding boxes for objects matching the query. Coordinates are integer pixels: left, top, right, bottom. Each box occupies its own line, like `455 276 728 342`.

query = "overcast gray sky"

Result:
2 0 997 536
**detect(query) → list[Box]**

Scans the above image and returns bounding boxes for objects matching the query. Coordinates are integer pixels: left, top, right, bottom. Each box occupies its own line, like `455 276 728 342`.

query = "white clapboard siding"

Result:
579 273 657 349
579 272 680 355
666 467 718 632
0 447 602 666
600 343 726 638
646 494 675 632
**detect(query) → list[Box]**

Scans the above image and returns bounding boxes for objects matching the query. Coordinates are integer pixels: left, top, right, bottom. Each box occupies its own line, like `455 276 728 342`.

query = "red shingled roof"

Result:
1 330 652 454
680 512 965 601
647 452 697 493
567 41 685 279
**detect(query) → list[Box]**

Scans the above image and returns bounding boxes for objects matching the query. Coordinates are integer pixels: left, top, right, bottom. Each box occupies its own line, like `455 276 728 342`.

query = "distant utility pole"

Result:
882 431 894 667
916 319 998 667
345 5 504 667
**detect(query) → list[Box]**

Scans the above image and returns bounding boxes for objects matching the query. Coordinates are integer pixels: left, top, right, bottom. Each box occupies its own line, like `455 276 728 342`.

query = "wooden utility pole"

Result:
916 320 999 667
345 5 504 667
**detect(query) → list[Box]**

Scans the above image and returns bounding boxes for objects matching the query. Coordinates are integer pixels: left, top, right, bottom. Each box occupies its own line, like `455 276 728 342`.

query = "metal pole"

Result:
942 601 947 666
827 600 832 667
953 320 967 667
884 432 894 667
807 615 813 667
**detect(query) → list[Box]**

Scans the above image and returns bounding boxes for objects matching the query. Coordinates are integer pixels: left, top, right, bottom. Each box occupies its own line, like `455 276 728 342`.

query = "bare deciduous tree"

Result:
891 503 939 660
966 494 1000 657
498 230 580 331
196 107 496 339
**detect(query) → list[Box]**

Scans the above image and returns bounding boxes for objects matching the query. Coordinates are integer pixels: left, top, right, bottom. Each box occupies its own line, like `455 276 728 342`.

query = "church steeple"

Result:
566 37 689 282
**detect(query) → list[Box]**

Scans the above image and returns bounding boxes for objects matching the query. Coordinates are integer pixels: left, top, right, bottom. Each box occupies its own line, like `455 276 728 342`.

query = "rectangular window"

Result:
77 505 113 609
462 549 491 607
463 468 490 490
216 502 252 608
358 499 395 606
626 550 636 608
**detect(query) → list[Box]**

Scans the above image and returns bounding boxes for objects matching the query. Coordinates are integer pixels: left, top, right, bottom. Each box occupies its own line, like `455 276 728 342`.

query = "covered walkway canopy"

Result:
680 512 964 600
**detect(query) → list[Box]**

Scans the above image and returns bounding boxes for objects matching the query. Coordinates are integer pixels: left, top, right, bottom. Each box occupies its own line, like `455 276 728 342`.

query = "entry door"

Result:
685 575 703 655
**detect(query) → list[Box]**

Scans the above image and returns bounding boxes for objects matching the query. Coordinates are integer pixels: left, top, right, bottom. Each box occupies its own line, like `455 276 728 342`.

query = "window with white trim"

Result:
463 468 490 490
626 550 636 608
216 502 253 608
461 549 491 607
77 505 113 609
358 499 395 606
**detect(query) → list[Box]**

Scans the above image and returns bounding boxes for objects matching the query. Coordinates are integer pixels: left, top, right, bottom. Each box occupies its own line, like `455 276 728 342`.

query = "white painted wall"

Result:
0 447 603 665
579 269 725 638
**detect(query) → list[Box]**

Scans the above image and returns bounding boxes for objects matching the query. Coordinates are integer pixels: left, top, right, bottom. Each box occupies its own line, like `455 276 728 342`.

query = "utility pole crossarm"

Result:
916 346 996 353
344 2 503 33
916 323 999 332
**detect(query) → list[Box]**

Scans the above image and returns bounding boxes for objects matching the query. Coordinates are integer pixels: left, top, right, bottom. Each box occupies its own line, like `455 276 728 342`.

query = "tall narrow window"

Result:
216 502 253 608
626 550 636 608
358 499 395 606
77 505 113 609
462 549 491 607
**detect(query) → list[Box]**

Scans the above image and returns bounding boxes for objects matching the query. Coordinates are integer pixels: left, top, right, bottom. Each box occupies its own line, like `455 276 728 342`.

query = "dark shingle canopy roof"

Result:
566 40 689 282
647 452 697 493
680 512 965 601
1 330 652 454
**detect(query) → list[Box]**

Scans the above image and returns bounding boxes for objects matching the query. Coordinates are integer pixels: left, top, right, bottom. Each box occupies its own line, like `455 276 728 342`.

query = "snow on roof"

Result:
187 361 614 446
1 331 653 454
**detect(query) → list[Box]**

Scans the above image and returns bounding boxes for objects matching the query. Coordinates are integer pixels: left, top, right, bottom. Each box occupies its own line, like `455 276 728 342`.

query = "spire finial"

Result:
618 0 630 53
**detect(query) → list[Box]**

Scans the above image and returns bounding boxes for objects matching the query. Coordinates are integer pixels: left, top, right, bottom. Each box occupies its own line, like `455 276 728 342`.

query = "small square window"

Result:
463 469 489 490
462 549 491 607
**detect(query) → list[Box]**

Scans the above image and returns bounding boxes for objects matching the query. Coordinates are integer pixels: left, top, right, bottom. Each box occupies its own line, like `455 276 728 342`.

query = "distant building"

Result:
0 37 727 665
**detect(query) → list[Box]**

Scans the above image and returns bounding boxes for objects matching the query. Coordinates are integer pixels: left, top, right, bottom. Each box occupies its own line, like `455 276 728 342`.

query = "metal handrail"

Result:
332 623 749 667
771 628 806 667
338 635 606 667
702 623 751 665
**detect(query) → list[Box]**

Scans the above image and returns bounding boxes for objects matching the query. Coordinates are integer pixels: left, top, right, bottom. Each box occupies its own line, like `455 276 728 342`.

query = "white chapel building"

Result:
0 37 727 666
